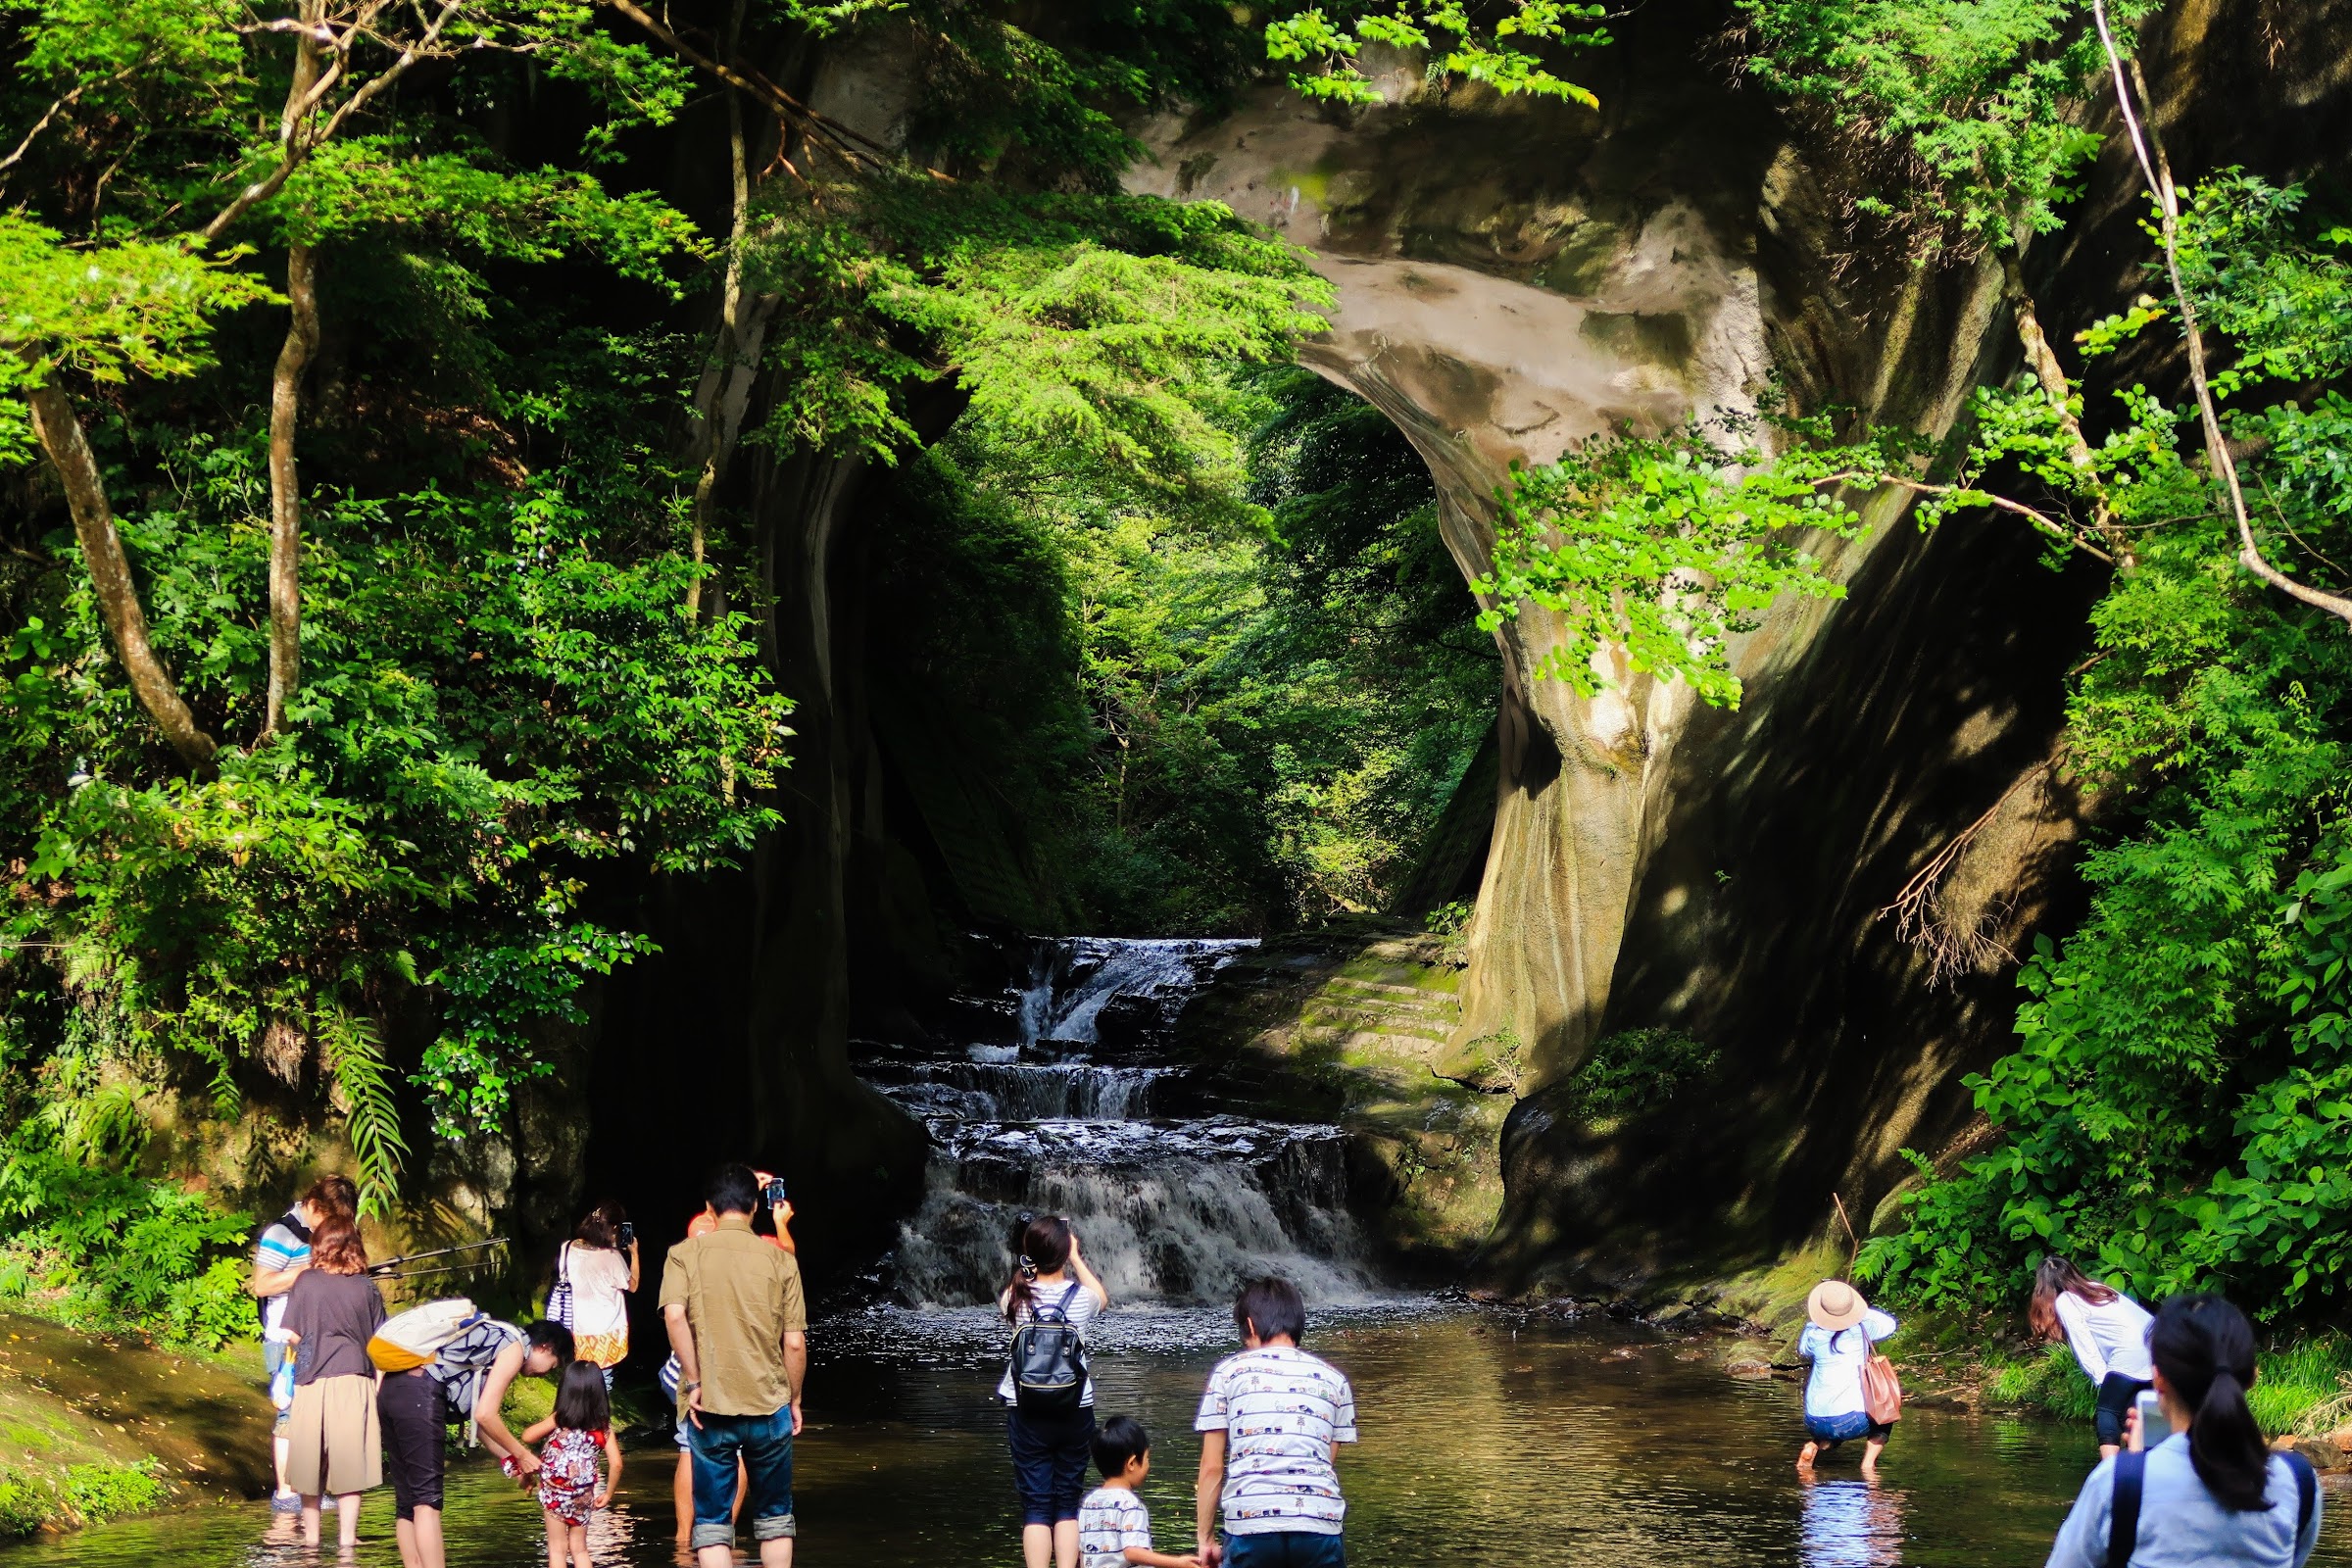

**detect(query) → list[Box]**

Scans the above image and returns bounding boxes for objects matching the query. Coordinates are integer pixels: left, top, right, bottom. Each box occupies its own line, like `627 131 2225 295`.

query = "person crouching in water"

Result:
1796 1280 1896 1479
525 1360 623 1568
2030 1256 2155 1459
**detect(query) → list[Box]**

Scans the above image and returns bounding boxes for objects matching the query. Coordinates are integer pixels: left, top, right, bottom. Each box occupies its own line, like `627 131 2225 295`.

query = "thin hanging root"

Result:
1878 764 2053 986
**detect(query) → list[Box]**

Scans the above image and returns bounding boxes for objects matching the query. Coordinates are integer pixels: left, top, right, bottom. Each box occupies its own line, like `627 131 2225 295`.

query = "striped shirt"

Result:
426 1317 523 1420
1195 1345 1357 1536
1078 1486 1152 1568
253 1212 310 1332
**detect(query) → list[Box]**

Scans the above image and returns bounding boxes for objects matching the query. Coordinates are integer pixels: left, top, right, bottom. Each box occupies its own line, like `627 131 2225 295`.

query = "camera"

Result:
617 1220 635 1248
764 1177 789 1208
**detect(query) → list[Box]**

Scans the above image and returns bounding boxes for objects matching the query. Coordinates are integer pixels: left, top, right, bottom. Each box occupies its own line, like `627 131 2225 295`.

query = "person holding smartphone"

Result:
2045 1295 2322 1568
561 1201 640 1388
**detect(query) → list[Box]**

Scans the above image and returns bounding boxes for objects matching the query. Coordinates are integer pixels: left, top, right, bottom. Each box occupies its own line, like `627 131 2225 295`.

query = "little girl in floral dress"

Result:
525 1360 624 1568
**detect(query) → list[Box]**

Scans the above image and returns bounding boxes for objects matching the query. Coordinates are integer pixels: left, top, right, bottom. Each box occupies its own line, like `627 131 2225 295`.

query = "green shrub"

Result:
1569 1027 1720 1122
62 1461 168 1524
0 1122 252 1349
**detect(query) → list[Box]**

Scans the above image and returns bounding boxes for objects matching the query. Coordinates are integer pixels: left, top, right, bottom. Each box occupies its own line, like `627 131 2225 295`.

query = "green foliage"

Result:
0 1459 170 1537
1862 177 2352 1318
1567 1027 1720 1121
1738 0 2159 254
3 343 794 1159
0 1116 251 1349
1477 419 1874 709
1266 1 1611 106
869 365 1494 931
746 176 1330 473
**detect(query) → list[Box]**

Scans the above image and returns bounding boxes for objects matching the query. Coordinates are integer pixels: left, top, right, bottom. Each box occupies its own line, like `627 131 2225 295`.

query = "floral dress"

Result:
536 1427 607 1525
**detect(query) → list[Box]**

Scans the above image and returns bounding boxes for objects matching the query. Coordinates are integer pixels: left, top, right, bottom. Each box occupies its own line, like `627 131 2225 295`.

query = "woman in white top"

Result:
1796 1279 1899 1479
2031 1256 2155 1458
997 1213 1108 1568
557 1201 638 1385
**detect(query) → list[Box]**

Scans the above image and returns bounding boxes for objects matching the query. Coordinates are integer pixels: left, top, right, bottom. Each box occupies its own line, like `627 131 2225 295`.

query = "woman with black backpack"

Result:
997 1213 1109 1568
2045 1295 2322 1568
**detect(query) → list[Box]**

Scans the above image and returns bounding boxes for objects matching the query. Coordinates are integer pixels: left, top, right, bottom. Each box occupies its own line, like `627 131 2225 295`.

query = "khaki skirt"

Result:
285 1373 383 1496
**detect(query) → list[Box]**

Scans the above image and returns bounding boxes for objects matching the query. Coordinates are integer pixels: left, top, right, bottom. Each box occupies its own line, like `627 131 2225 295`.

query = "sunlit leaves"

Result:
1474 422 1870 709
1739 0 2159 253
0 218 277 460
1266 1 1611 107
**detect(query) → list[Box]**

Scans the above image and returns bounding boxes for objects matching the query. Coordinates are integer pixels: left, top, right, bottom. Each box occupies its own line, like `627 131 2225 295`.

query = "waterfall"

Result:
861 936 1382 1308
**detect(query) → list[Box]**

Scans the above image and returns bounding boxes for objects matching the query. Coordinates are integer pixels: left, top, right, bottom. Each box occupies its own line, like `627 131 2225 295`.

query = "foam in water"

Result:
867 936 1382 1309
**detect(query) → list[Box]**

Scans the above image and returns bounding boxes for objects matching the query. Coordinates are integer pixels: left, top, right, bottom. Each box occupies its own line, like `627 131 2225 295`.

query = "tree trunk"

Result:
1999 249 2131 566
265 239 319 737
27 381 218 770
684 1 780 620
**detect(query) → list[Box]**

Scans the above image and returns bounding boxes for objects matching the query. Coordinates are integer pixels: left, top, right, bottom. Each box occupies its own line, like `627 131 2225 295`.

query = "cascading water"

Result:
859 937 1379 1308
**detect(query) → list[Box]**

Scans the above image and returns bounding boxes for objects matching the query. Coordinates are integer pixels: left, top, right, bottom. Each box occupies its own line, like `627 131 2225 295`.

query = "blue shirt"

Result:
2045 1434 2321 1568
1798 1309 1897 1419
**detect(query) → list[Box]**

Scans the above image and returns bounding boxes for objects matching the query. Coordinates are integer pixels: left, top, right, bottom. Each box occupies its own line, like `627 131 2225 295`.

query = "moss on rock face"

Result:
1175 921 1506 1273
0 1313 273 1534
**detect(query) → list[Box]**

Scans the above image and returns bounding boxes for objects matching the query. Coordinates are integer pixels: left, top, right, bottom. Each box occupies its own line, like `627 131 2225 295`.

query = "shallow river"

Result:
8 1306 2350 1568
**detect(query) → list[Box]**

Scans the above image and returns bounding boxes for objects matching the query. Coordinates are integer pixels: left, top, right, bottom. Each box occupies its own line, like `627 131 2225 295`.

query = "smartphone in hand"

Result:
2132 1389 2174 1450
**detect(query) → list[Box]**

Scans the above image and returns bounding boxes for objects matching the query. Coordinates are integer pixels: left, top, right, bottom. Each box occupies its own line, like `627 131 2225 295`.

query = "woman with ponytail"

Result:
995 1214 1109 1568
2046 1295 2322 1567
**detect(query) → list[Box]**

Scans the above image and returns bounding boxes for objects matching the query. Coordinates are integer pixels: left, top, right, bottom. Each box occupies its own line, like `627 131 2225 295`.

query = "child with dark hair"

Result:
1079 1417 1199 1568
529 1360 623 1568
1194 1277 1356 1568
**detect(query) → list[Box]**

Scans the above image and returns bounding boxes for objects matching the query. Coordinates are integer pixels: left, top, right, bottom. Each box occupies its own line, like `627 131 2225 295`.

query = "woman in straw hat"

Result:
1797 1279 1897 1478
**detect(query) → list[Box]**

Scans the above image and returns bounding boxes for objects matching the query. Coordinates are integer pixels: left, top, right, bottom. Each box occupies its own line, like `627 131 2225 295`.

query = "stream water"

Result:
8 941 2350 1566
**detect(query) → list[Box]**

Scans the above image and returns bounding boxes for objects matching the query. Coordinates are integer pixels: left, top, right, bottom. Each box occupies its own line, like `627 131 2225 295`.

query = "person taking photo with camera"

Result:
554 1201 639 1387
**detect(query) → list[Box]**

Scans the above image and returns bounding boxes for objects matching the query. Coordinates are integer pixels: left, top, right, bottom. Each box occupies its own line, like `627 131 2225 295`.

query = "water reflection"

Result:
1799 1478 1905 1568
4 1311 2350 1568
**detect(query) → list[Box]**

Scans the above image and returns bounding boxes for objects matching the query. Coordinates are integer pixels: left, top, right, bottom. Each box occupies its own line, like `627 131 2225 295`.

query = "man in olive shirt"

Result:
662 1162 808 1568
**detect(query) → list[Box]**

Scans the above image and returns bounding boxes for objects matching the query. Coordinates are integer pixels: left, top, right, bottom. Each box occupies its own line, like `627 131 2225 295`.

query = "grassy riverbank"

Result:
0 1313 273 1536
1708 1242 2352 1444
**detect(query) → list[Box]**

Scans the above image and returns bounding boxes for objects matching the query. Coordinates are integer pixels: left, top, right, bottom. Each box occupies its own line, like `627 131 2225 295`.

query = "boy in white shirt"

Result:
1079 1417 1199 1568
1193 1278 1357 1568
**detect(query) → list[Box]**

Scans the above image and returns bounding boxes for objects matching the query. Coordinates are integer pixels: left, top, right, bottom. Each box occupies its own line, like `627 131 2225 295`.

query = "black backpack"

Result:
1008 1283 1090 1415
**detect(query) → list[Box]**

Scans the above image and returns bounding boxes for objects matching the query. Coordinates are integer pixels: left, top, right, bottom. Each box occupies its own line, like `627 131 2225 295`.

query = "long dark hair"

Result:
2149 1294 2272 1511
552 1358 611 1432
2028 1256 2122 1343
1002 1214 1072 1323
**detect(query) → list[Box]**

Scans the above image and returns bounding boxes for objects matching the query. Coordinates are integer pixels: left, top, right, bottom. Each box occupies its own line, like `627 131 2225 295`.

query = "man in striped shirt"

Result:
1194 1278 1357 1568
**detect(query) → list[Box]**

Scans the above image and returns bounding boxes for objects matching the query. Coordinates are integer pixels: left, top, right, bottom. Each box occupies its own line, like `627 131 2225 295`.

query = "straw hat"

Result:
1807 1279 1869 1331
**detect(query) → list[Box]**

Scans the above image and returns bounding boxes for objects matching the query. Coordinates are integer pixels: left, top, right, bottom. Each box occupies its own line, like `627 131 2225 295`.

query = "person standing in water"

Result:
662 1162 808 1568
1194 1277 1356 1568
999 1213 1110 1568
2045 1294 2321 1568
1796 1280 1897 1480
2030 1256 2156 1459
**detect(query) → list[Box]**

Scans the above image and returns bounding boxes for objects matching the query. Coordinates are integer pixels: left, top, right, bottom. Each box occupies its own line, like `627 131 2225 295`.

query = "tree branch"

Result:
265 239 320 739
27 380 219 770
2092 0 2352 626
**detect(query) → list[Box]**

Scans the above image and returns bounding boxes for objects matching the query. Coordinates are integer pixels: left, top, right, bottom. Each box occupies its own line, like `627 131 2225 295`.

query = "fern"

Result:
318 1010 408 1217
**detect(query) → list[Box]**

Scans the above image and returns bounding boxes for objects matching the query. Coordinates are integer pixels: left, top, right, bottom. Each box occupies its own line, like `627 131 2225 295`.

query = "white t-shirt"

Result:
1078 1486 1152 1568
1799 1309 1898 1419
2053 1289 2154 1384
1195 1345 1358 1536
564 1245 633 1341
995 1280 1103 1405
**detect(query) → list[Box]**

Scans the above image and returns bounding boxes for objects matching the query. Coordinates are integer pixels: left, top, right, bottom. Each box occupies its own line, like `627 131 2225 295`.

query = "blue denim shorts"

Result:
688 1406 795 1549
1805 1409 1892 1446
1224 1532 1348 1568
